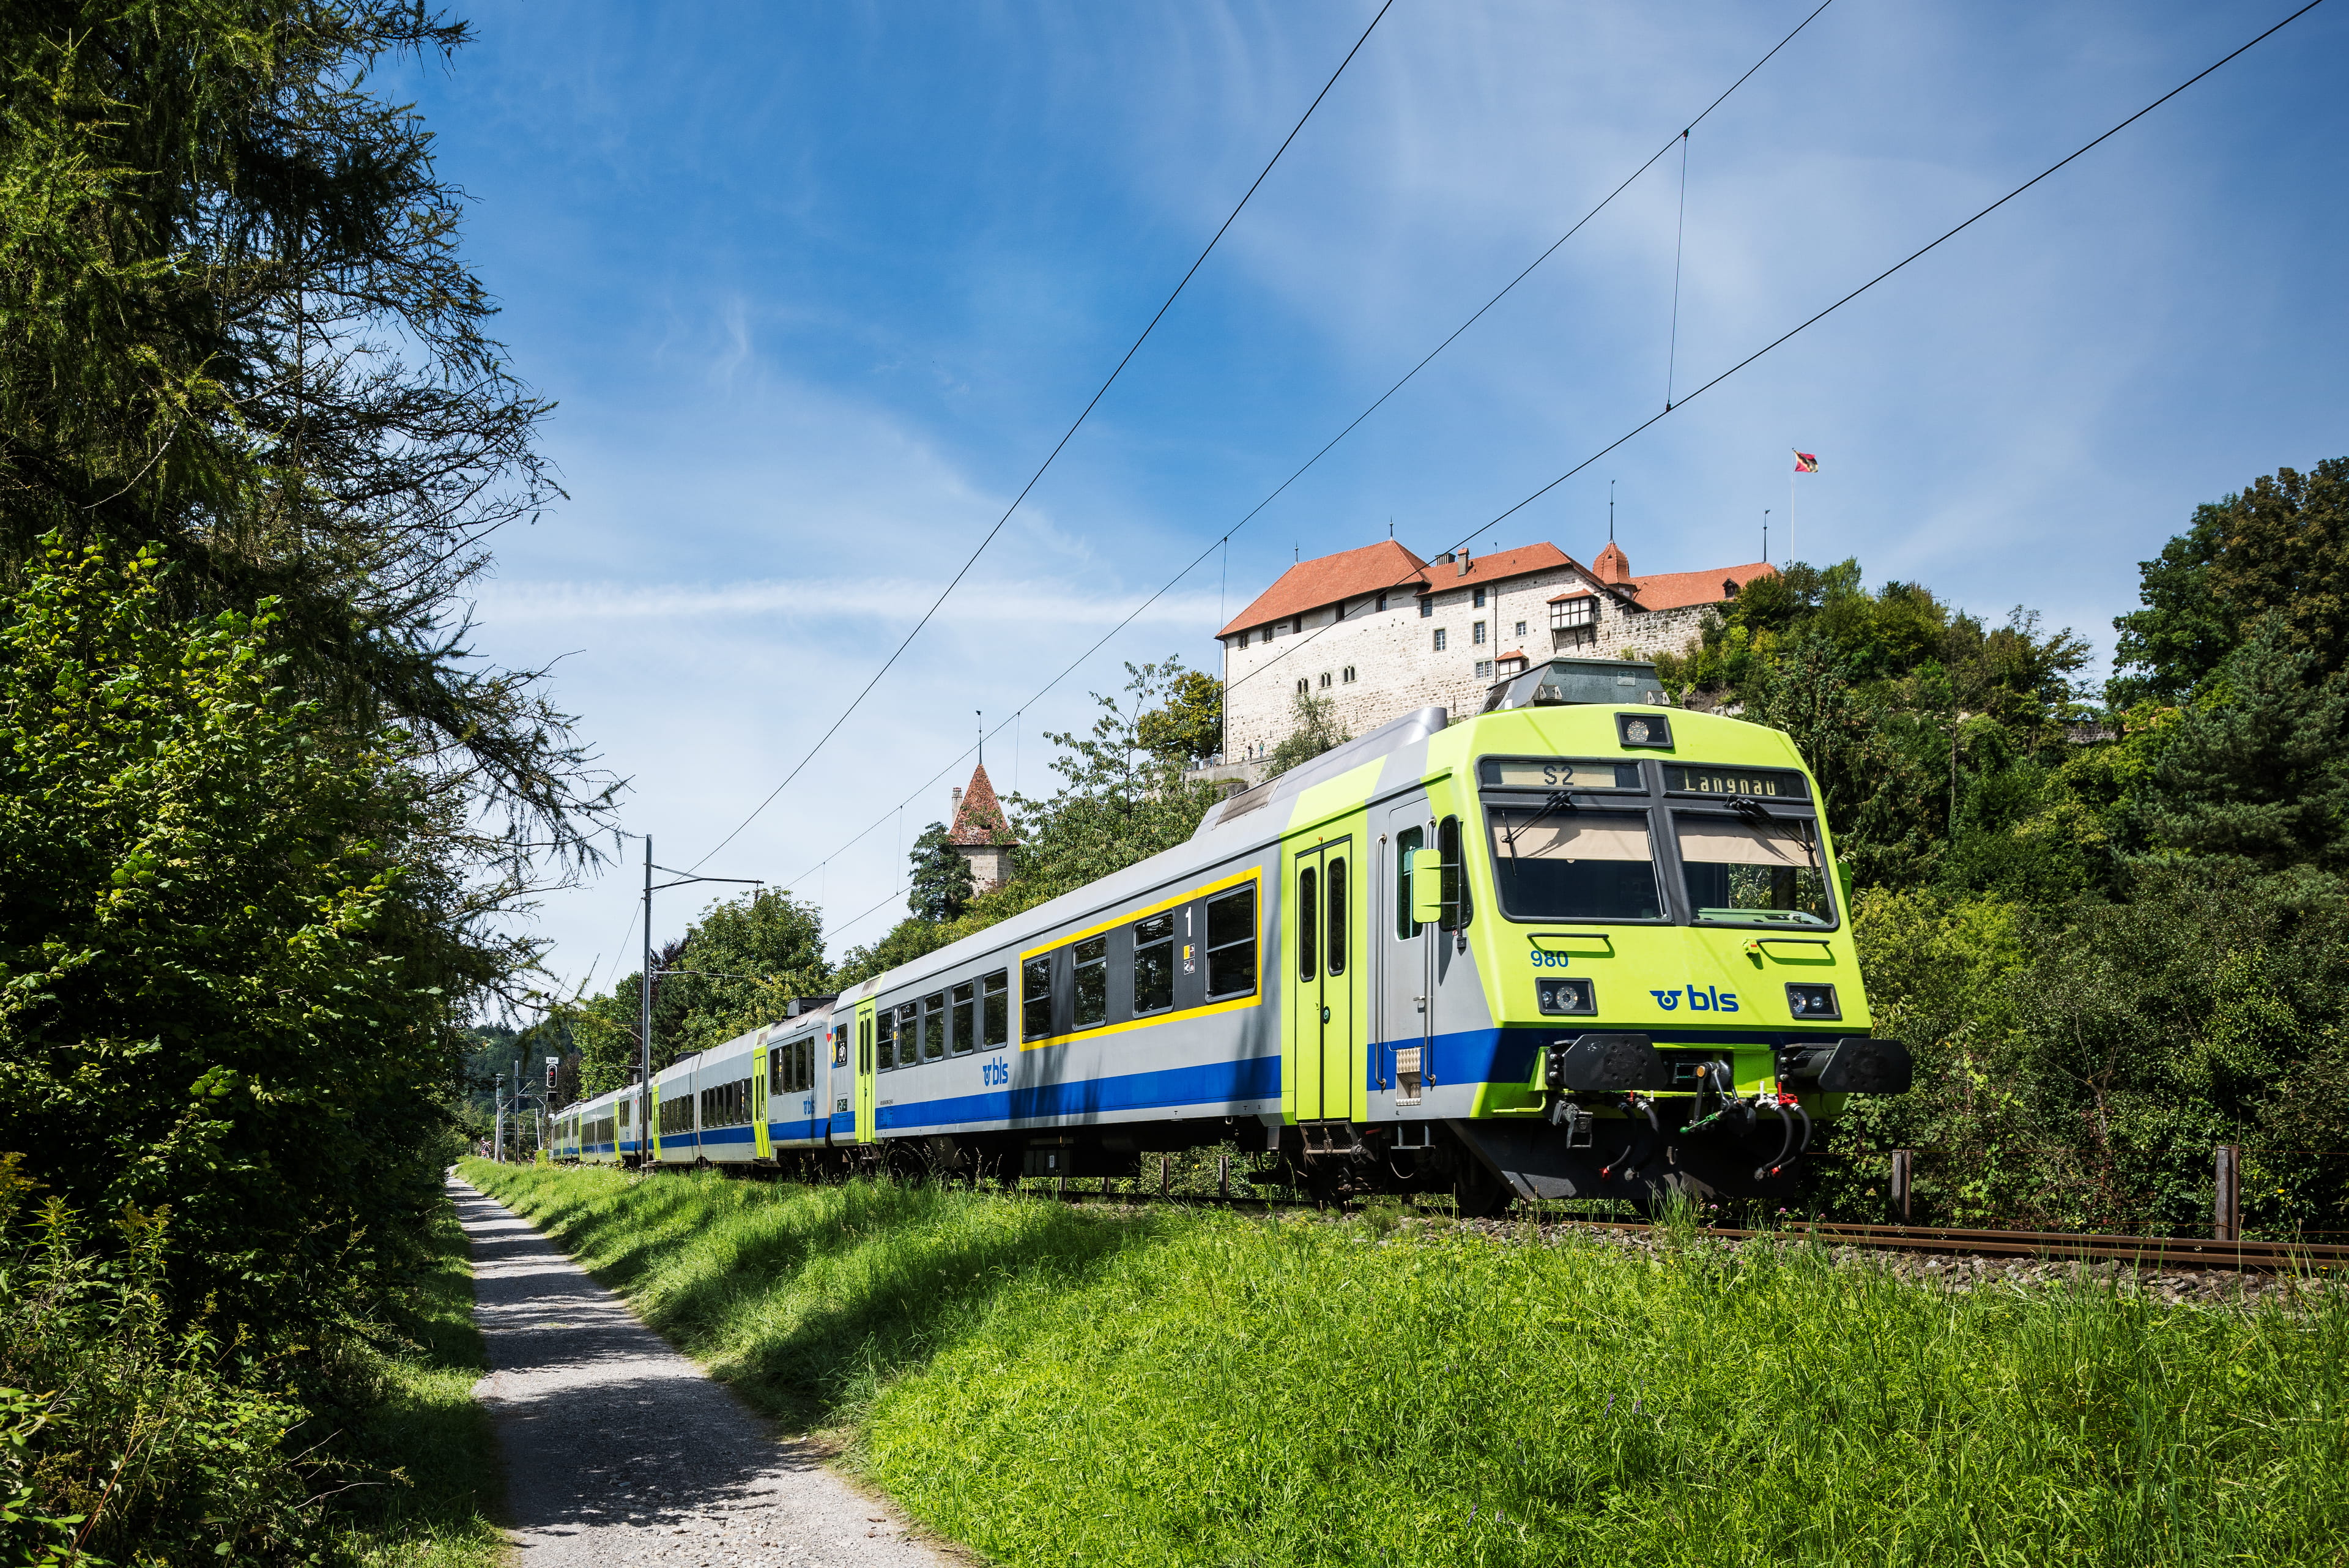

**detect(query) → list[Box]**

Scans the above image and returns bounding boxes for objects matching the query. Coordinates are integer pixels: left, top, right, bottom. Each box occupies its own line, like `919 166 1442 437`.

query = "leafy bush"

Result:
0 1159 327 1566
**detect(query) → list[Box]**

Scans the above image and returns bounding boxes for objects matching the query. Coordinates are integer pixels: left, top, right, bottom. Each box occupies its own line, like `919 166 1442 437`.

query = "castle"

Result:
1217 538 1770 761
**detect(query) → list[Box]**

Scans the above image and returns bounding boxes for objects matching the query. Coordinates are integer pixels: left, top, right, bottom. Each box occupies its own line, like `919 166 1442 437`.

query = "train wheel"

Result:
1452 1162 1512 1220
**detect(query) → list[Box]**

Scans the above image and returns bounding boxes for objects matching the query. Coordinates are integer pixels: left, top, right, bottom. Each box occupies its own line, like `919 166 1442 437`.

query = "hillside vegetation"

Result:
465 1161 2349 1568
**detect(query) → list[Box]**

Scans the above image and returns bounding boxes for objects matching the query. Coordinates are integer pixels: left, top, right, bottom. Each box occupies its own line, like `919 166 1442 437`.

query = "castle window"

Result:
1419 596 1433 619
1475 660 1494 679
1291 615 1302 634
1433 628 1447 652
1472 587 1486 608
1297 678 1309 696
1341 666 1356 683
1318 672 1332 688
1376 592 1389 612
1473 621 1486 645
1514 620 1527 637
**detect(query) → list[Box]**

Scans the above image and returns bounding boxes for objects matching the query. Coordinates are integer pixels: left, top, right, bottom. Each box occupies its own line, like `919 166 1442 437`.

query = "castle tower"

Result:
946 762 1015 894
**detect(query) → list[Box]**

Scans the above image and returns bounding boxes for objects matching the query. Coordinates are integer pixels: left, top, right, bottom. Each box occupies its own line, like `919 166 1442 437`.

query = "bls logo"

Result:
981 1056 1011 1087
1651 985 1740 1013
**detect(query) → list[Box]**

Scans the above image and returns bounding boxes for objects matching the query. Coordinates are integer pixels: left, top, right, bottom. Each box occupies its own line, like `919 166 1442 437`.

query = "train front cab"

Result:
1291 699 1908 1210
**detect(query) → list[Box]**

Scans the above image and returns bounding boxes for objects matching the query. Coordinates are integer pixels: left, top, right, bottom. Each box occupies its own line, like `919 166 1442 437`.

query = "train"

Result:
548 659 1910 1212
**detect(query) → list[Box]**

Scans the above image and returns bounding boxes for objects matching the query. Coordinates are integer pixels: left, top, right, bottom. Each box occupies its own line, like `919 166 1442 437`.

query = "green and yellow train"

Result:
554 660 1908 1211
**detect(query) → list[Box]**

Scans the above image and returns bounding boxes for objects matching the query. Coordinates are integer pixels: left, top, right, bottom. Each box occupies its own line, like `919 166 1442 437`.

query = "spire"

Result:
1593 540 1631 585
946 761 1011 846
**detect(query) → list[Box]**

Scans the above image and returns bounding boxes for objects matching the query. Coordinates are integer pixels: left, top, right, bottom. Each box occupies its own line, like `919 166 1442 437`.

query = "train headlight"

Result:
1784 983 1840 1020
1538 977 1595 1016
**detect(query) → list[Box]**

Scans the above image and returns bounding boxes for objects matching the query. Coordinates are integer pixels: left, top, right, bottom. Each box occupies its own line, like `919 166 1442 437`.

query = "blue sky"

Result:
398 1 2349 997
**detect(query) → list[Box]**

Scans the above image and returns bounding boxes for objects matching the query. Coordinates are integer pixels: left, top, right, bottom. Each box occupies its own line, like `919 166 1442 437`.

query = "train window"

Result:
923 992 947 1061
951 981 976 1055
769 1049 784 1096
1438 816 1473 931
897 1003 919 1067
1486 808 1661 921
983 970 1009 1047
1396 826 1424 938
1072 935 1110 1030
1297 865 1318 979
1675 813 1831 927
1326 856 1348 976
802 1039 817 1092
876 1007 897 1071
1022 956 1053 1041
1132 913 1175 1016
1206 885 1257 1000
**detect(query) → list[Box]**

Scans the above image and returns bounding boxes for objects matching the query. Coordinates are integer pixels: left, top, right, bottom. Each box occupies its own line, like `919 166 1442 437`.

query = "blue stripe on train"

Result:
874 1053 1281 1132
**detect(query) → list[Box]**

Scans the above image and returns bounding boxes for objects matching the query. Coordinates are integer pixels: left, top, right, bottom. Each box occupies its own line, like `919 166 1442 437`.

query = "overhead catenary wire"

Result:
683 0 1398 875
766 2 1843 915
1217 0 2331 706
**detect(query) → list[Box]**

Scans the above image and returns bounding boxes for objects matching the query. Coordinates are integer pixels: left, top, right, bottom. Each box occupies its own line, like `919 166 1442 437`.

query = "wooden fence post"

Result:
1890 1149 1913 1224
2214 1145 2241 1243
1160 1155 1171 1198
1217 1154 1230 1202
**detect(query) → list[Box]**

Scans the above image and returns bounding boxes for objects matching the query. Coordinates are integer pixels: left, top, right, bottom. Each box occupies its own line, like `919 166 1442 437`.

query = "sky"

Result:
395 0 2349 1001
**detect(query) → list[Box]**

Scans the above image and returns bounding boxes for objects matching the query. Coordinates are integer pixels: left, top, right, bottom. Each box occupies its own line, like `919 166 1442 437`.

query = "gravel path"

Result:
453 1176 952 1567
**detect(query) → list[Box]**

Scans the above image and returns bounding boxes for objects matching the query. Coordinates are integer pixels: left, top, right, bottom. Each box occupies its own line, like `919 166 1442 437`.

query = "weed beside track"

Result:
462 1161 2349 1567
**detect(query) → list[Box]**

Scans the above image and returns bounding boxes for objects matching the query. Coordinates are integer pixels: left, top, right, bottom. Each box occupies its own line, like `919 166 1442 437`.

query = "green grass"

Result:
325 1191 507 1567
461 1159 2349 1567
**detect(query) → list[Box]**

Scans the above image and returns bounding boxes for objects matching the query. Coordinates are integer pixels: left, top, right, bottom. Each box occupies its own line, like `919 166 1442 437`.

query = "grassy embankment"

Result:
329 1193 507 1567
462 1159 2349 1567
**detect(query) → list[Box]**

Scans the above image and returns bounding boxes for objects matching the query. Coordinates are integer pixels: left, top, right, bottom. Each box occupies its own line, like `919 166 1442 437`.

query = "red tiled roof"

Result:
1625 562 1776 611
1496 648 1527 660
1546 588 1595 603
1218 540 1426 639
947 762 1012 845
1409 542 1573 595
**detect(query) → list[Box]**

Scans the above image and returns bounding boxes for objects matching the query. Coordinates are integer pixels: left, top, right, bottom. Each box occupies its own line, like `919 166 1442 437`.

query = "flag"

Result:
1793 451 1819 474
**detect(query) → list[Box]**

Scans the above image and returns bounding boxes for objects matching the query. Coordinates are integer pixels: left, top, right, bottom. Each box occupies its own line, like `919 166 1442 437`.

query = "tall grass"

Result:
327 1194 507 1567
464 1161 2349 1567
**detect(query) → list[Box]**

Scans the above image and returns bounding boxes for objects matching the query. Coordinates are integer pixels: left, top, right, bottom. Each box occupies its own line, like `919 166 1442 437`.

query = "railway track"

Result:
1036 1184 2348 1273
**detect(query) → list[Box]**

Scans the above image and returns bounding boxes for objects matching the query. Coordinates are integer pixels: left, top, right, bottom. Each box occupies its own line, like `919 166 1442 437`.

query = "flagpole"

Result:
1788 453 1795 567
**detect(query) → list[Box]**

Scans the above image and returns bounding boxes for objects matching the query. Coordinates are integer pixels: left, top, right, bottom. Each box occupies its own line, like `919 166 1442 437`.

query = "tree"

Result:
0 540 487 1341
1263 689 1349 779
1137 670 1225 768
0 1 615 886
2140 617 2349 873
907 822 975 923
2111 458 2349 704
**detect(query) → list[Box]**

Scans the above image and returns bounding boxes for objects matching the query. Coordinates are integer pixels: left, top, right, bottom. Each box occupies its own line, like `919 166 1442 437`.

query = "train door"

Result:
1286 836 1360 1124
648 1082 661 1164
1385 803 1433 1104
854 998 877 1144
752 1028 773 1159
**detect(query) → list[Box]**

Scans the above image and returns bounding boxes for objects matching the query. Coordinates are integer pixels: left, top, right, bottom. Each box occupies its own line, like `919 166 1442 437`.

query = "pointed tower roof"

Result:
1592 541 1632 584
947 761 1012 845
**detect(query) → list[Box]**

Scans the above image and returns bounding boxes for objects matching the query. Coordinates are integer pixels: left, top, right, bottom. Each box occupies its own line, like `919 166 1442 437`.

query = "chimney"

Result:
951 786 962 810
1456 548 1472 578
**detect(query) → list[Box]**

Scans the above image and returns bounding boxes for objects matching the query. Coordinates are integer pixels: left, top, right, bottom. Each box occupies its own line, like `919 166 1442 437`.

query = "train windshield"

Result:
1675 812 1832 926
1484 808 1663 921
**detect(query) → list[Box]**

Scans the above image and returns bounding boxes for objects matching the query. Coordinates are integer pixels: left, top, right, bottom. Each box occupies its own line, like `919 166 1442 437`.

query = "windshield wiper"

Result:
1730 795 1819 866
1502 790 1576 854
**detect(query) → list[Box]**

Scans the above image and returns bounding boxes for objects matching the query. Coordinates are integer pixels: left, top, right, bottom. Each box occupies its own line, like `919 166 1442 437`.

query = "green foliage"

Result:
0 0 615 868
1829 866 2349 1234
0 1165 327 1565
2140 617 2349 872
0 540 482 1342
2111 456 2349 704
467 1162 2349 1568
1263 686 1350 779
1135 668 1223 767
905 821 973 923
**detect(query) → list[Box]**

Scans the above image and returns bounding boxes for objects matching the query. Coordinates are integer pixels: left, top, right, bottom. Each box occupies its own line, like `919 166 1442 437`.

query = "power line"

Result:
765 3 1840 907
1220 0 2332 704
684 0 1398 874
